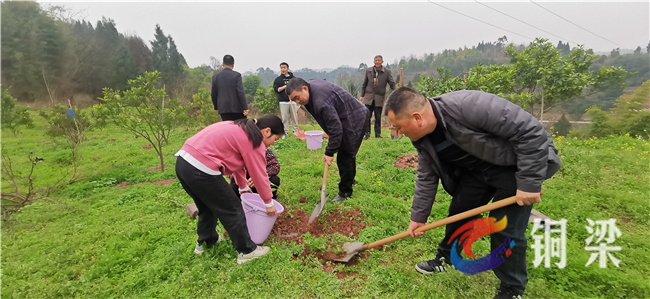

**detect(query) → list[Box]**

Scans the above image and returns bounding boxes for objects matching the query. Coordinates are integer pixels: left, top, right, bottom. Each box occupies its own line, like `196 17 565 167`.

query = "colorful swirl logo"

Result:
449 216 515 275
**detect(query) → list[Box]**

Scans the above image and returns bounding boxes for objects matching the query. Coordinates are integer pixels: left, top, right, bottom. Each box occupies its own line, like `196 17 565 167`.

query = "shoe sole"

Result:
236 257 257 264
194 249 204 255
415 264 434 275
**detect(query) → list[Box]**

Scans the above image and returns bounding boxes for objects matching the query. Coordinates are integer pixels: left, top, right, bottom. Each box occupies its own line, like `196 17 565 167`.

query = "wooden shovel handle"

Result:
322 163 329 187
363 196 518 250
289 100 301 131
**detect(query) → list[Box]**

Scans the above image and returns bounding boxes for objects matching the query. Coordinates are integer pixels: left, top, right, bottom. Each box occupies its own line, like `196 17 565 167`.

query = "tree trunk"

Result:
158 140 165 173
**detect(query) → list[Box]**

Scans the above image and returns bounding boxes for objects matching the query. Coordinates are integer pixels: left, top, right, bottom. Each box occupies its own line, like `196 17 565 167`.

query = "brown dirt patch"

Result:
112 179 176 189
114 182 129 189
146 164 170 172
269 207 370 276
394 154 418 169
271 207 366 241
141 144 154 150
299 196 307 203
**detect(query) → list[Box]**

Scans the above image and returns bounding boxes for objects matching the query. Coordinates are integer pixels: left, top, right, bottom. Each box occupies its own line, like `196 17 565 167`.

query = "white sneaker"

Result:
194 242 205 255
194 233 225 255
237 246 270 264
282 135 286 139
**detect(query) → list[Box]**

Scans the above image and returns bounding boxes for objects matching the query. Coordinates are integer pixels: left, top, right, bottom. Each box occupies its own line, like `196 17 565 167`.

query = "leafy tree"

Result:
1 1 67 102
190 87 220 126
1 87 34 135
95 72 189 172
180 65 212 100
610 80 650 134
243 75 263 97
585 106 614 137
634 46 642 54
39 103 94 166
416 67 466 97
505 38 630 117
253 83 279 114
552 114 572 136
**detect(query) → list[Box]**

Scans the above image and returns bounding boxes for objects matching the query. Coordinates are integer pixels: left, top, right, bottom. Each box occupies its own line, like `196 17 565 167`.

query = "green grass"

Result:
2 114 649 298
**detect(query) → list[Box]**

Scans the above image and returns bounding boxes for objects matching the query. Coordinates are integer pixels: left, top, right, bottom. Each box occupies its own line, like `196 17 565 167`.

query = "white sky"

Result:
51 1 649 73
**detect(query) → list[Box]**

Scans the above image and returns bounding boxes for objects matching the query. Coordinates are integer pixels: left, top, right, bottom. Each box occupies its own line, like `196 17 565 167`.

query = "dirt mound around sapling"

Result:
269 207 370 276
394 154 418 169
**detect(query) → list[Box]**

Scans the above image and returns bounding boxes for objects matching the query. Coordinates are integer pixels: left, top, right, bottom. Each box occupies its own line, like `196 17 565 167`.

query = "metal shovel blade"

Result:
332 242 365 262
308 192 329 224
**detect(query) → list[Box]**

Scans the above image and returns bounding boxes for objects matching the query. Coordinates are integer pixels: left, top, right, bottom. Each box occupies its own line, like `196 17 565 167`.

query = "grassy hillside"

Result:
1 114 649 298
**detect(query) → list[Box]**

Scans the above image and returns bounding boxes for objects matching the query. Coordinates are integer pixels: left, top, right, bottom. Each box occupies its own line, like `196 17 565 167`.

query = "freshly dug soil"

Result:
394 154 418 169
270 207 366 242
270 207 370 276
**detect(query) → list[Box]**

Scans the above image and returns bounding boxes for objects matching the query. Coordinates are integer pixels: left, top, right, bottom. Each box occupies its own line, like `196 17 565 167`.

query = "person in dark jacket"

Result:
384 87 561 299
286 77 369 202
273 62 298 138
211 54 248 121
360 55 397 139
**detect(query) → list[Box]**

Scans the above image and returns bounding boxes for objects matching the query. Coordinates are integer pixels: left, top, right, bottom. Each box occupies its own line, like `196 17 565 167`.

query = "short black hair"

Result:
383 87 427 118
223 55 234 66
374 55 383 60
285 77 309 96
280 62 289 68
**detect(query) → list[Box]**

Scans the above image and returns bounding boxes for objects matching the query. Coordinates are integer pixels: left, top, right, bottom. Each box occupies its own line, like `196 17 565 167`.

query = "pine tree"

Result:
109 44 140 91
150 24 169 74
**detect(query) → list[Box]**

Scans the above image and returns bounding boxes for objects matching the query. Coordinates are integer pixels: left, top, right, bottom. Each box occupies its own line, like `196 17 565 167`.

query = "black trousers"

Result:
220 113 246 121
365 101 383 138
436 166 531 296
338 110 370 197
175 157 257 254
230 174 281 200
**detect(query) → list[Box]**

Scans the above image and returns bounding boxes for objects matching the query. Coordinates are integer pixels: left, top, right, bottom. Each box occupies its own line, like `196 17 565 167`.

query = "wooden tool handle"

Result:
399 68 403 87
363 196 518 250
289 100 301 131
322 163 329 187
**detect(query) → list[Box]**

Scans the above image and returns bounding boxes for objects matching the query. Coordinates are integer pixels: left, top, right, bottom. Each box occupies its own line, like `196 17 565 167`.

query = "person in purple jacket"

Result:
286 77 369 203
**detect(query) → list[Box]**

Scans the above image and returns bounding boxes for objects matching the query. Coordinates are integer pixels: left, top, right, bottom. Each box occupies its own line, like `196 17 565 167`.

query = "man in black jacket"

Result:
384 87 561 299
211 55 248 121
286 77 369 202
273 62 297 138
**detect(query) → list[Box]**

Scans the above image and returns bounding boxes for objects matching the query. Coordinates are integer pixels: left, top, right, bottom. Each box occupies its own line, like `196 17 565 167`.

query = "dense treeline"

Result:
2 1 648 119
0 2 212 105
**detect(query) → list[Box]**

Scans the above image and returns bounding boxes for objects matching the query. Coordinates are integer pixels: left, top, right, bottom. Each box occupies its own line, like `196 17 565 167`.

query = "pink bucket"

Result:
306 130 323 150
240 193 284 244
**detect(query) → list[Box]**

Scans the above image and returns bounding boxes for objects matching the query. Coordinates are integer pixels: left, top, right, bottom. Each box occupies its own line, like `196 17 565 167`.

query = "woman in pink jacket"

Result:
175 115 284 264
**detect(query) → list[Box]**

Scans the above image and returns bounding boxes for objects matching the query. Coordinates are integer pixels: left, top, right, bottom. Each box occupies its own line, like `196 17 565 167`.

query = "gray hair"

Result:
374 55 383 60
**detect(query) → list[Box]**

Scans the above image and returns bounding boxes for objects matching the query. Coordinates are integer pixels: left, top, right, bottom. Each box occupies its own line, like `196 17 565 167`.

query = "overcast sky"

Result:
53 1 649 73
